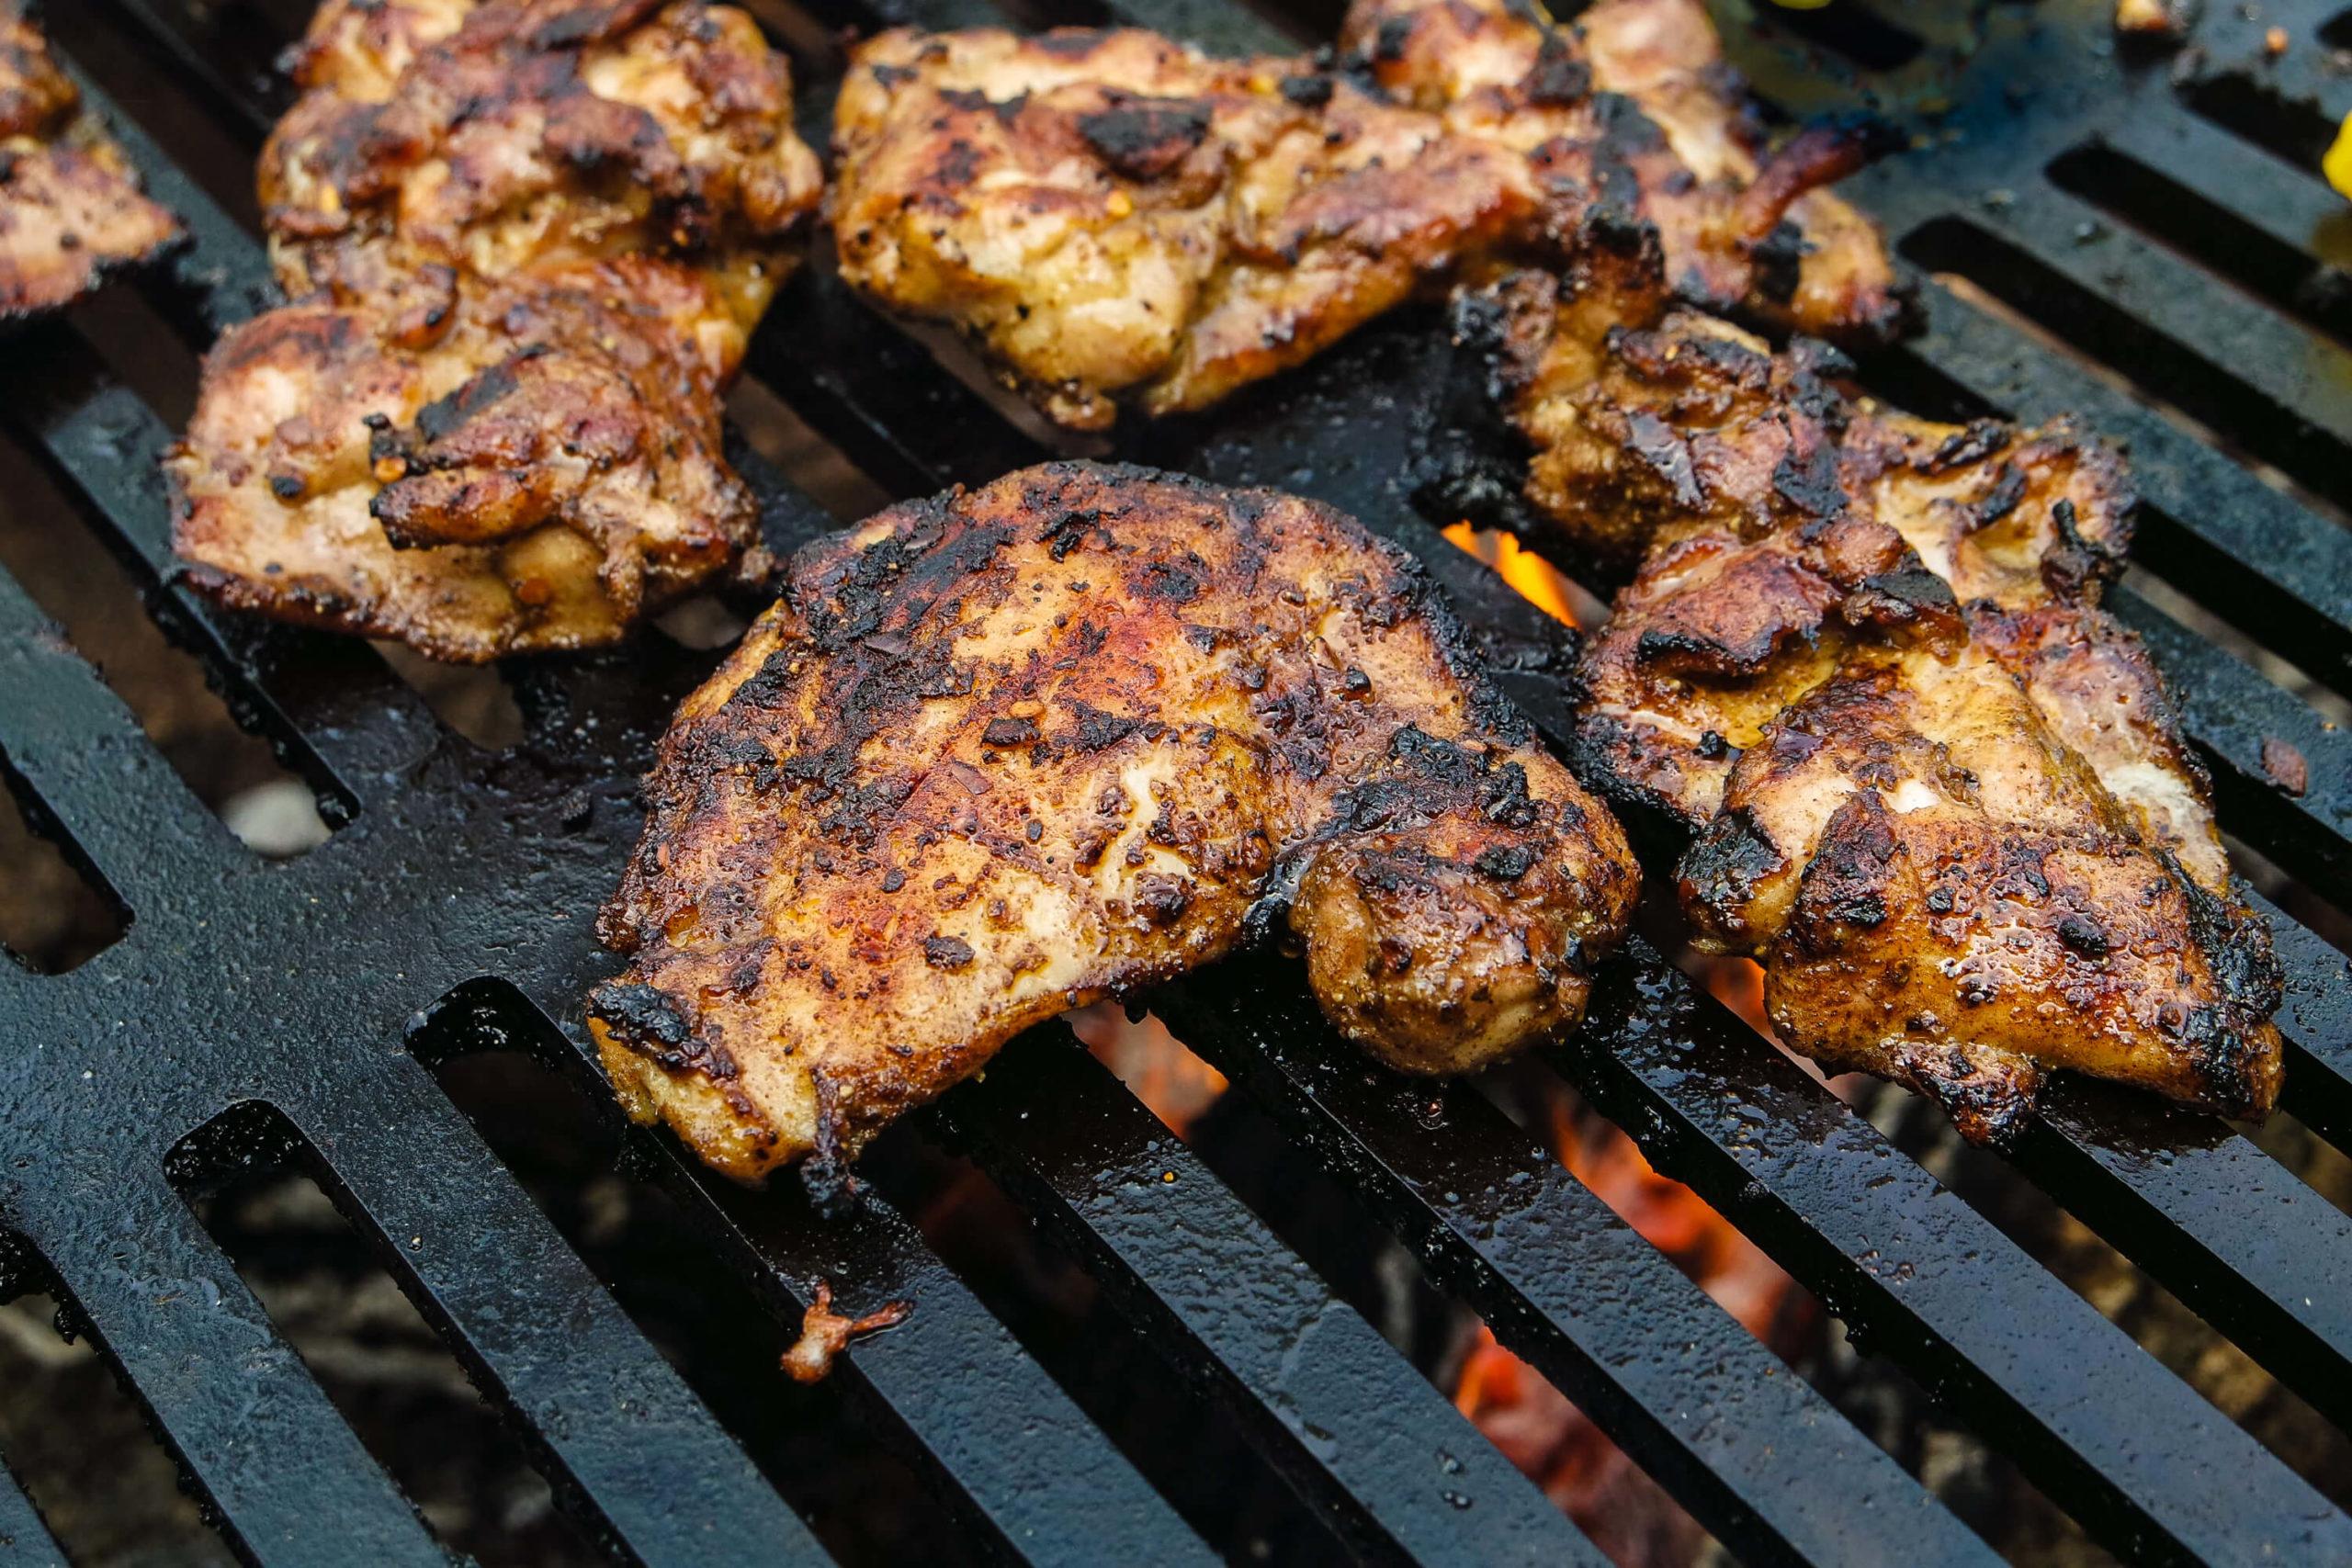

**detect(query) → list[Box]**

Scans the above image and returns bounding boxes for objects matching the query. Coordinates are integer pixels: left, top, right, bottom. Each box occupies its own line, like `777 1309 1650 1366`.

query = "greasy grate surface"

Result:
3 0 2352 1562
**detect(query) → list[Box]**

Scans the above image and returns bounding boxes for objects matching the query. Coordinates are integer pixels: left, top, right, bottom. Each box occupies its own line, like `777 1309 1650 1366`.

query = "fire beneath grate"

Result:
7 1 2352 1565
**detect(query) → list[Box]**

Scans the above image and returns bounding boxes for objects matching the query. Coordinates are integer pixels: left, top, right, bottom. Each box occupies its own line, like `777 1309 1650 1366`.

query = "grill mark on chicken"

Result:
0 3 180 322
1460 256 2281 1143
827 0 1903 430
591 463 1639 1191
167 0 821 660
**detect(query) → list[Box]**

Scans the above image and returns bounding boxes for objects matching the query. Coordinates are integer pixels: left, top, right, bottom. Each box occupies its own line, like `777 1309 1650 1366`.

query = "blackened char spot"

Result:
2055 913 2110 957
1063 700 1147 751
1039 507 1099 559
414 349 539 442
923 934 976 969
1750 220 1807 304
940 87 1028 127
1771 442 1844 518
1971 464 2026 528
1280 73 1335 107
592 981 740 1082
1077 96 1212 181
1136 559 1203 603
981 716 1040 747
1679 807 1783 914
1523 33 1591 105
1473 844 1535 881
1918 420 2006 475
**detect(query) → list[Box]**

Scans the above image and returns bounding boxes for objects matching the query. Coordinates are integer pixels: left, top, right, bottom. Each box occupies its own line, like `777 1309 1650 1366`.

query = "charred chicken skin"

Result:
828 0 1901 430
1466 260 2280 1142
0 3 180 321
592 463 1639 1189
167 0 822 660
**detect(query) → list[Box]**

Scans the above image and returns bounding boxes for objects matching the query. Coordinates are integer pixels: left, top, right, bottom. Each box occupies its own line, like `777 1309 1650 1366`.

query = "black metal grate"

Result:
5 0 2352 1562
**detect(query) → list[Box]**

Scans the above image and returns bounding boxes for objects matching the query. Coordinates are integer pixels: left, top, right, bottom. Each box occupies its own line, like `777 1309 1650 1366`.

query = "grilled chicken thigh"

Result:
169 0 821 660
174 259 757 660
0 3 179 321
593 463 1639 1188
1465 264 2280 1140
263 0 819 336
829 0 1900 429
1345 0 1904 340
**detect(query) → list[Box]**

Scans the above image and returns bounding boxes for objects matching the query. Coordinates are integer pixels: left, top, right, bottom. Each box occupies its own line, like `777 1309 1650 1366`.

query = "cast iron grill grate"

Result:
5 0 2352 1562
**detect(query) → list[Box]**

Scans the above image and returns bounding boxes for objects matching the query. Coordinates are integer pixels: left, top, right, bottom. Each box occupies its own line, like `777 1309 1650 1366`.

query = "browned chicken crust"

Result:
591 463 1639 1190
167 0 822 660
828 0 1901 429
1475 265 2280 1142
0 3 180 322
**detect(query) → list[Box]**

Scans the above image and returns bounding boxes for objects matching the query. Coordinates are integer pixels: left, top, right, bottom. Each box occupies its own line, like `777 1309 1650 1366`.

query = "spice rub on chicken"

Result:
827 0 1902 430
0 3 180 321
591 463 1640 1188
1463 264 2280 1142
167 0 822 660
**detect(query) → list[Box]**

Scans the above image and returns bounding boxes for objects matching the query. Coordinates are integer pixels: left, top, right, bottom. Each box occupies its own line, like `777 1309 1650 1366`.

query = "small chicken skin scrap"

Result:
592 463 1639 1189
0 2 180 321
1466 263 2280 1142
828 0 1901 429
167 0 822 660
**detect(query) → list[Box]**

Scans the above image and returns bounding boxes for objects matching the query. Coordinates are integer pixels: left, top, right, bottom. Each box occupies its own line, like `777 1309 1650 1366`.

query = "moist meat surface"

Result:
828 0 1901 429
167 0 822 660
0 3 180 321
1473 264 2280 1141
592 462 1640 1188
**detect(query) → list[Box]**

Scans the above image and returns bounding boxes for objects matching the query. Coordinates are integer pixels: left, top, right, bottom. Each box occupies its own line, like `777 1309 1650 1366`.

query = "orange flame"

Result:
1442 523 1582 628
1692 954 1769 1039
1453 1083 1804 1562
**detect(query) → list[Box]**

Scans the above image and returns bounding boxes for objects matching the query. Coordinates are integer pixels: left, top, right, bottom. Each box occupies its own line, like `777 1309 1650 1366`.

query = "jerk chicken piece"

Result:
1465 263 2280 1141
592 463 1639 1188
262 0 821 340
1344 0 1905 340
828 0 1901 430
170 0 823 660
0 3 179 321
170 259 758 660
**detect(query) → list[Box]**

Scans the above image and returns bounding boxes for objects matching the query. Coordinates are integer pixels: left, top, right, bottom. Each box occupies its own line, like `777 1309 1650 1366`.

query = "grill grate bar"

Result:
427 983 1219 1565
0 1454 62 1567
0 558 246 913
1556 938 2352 1567
2259 889 2352 1144
1151 955 1998 1568
24 1180 448 1566
937 1027 1610 1566
283 1062 834 1568
1926 180 2352 461
2017 1081 2352 1433
2086 114 2349 321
